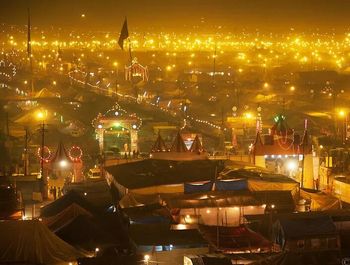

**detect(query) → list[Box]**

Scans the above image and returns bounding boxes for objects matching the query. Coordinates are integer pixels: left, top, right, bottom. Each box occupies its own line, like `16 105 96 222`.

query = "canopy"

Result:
0 220 87 264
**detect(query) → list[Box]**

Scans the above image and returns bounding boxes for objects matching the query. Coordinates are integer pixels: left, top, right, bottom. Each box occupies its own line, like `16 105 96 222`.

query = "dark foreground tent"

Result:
0 220 88 264
43 203 94 232
63 180 113 209
55 213 133 252
41 190 97 218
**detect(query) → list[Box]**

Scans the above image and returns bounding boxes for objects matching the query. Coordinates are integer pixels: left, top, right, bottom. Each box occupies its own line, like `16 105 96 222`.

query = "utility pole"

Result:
40 121 47 199
24 128 29 176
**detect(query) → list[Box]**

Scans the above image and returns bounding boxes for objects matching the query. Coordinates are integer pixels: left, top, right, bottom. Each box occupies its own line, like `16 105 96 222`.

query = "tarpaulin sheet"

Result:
215 179 247 191
248 179 298 194
130 184 184 195
184 181 213 194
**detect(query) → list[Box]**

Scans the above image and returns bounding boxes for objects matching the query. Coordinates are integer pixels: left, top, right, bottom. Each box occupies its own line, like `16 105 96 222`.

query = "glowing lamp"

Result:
59 160 68 168
287 160 297 171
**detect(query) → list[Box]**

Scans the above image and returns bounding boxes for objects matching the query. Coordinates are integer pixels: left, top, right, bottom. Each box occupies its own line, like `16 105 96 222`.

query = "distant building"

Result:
251 114 316 189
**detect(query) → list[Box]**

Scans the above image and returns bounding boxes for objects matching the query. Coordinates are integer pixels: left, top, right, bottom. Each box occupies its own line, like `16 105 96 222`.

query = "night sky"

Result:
1 0 350 31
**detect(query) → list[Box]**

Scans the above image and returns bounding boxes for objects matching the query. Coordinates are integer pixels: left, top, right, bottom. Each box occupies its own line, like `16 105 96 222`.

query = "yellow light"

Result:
244 112 253 119
287 160 297 171
113 61 118 67
36 111 44 120
238 68 243 73
52 81 57 86
338 110 346 117
166 65 172 71
81 14 85 18
59 160 68 168
263 82 269 88
290 86 295 91
144 254 150 262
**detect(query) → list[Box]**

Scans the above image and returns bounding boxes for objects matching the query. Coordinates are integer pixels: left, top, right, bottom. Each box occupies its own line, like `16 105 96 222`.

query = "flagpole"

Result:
27 8 34 94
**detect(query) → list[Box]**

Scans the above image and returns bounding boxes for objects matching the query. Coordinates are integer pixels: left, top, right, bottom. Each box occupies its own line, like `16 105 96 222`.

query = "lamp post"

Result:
338 110 346 144
36 110 47 199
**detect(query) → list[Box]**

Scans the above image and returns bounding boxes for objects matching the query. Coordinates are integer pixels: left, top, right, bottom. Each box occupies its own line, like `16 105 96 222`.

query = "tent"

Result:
0 220 87 264
199 225 272 252
120 190 259 209
55 214 131 251
105 159 221 190
122 203 173 224
42 203 93 232
40 190 98 218
63 180 113 209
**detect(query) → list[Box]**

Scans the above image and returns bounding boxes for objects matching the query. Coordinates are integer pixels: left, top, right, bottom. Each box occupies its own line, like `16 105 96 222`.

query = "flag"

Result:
118 18 129 50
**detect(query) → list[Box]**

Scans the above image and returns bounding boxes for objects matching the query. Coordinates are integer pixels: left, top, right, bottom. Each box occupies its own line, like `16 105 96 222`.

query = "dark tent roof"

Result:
130 224 207 246
199 225 272 251
220 169 297 184
151 132 168 152
55 214 131 251
190 135 204 153
170 131 188 152
0 220 86 264
63 180 112 209
40 190 97 218
275 214 337 239
253 191 295 212
105 159 221 189
122 203 173 223
43 203 93 232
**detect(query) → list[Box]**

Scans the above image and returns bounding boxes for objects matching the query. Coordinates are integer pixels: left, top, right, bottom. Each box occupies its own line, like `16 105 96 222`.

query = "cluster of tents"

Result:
0 189 136 264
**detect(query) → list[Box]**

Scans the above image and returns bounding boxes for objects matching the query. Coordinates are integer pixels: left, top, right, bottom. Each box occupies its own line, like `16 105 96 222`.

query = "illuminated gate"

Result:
94 115 140 155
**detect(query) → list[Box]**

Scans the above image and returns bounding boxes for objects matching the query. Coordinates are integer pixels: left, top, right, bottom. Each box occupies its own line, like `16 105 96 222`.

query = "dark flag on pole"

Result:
118 18 129 50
